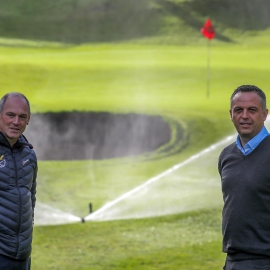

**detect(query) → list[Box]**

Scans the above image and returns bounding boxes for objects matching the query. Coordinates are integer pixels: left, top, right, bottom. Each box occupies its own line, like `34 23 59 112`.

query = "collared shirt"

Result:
236 126 270 155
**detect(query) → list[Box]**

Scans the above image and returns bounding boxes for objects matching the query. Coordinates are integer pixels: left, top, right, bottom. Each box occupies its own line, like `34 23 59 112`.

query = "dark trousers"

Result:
223 258 270 270
0 254 31 270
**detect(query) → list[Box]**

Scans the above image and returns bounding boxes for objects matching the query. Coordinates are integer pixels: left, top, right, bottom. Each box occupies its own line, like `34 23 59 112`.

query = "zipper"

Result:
12 149 21 258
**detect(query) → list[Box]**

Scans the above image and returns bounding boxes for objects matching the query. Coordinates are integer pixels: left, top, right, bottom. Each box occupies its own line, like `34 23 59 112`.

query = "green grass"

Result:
0 25 269 269
0 42 270 113
35 112 227 217
32 208 225 270
1 0 270 44
0 2 269 269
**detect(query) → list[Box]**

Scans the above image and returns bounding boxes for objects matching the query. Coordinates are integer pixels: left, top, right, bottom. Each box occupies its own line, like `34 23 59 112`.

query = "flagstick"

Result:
206 39 211 98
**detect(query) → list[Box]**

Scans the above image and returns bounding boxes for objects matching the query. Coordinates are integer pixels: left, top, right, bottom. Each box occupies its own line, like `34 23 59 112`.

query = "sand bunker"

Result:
24 111 171 160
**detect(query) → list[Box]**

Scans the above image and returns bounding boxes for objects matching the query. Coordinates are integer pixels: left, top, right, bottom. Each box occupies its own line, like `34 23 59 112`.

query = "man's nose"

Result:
12 116 20 124
242 109 249 118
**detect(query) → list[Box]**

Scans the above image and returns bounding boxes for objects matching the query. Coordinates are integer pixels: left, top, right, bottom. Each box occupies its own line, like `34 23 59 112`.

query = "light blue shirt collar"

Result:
236 126 269 155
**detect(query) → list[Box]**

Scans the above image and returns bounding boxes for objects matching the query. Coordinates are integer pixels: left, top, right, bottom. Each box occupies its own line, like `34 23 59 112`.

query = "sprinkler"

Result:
89 203 93 214
81 202 93 223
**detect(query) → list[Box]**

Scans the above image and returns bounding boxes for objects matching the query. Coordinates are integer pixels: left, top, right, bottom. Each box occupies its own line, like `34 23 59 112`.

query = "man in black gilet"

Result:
219 85 270 270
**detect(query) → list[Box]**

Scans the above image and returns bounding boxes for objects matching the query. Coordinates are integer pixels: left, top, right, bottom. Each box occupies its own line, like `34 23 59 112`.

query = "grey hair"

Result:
0 92 31 114
231 85 267 111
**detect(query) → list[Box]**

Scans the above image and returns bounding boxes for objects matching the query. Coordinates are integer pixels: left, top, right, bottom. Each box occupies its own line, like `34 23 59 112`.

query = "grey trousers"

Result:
223 258 270 270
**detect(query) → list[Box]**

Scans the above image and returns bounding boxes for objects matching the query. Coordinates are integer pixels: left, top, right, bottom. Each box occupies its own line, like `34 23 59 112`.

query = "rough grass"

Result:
0 0 270 43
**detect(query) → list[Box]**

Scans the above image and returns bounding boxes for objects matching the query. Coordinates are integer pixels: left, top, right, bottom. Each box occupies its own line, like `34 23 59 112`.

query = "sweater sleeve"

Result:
31 163 38 222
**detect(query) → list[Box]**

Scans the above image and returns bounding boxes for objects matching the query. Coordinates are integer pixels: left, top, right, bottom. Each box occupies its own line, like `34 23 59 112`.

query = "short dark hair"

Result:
231 85 267 111
0 92 31 114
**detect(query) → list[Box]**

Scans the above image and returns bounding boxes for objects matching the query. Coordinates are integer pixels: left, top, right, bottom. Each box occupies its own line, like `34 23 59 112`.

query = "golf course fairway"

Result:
0 38 270 269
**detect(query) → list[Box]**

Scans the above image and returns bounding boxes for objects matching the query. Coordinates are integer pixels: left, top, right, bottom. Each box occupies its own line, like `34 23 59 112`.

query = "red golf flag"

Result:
201 18 215 39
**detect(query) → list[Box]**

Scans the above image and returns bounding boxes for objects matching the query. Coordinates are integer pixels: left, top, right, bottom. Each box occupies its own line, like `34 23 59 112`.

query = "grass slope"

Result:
0 0 270 43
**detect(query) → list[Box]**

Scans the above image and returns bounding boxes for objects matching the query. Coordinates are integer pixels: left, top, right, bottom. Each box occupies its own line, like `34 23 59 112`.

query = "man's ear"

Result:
263 109 268 121
27 114 31 125
229 110 233 121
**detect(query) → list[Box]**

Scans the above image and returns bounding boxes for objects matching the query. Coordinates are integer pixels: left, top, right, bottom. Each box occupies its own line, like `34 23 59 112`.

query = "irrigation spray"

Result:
84 134 236 221
34 117 270 225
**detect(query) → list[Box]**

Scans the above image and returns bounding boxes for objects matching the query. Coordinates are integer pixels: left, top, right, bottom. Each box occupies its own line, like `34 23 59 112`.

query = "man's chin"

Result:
7 134 20 140
239 132 253 139
239 128 252 135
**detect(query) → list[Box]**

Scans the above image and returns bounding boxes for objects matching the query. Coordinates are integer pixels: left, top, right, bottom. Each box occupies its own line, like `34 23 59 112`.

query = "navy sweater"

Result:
218 135 270 260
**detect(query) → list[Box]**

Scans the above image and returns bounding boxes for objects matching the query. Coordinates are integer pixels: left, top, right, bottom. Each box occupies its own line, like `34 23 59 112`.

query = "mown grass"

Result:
0 20 269 269
0 1 270 270
32 208 225 270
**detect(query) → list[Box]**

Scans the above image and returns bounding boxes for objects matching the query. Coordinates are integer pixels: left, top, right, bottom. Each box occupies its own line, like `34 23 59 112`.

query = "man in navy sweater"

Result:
219 85 270 270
